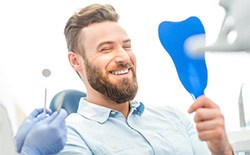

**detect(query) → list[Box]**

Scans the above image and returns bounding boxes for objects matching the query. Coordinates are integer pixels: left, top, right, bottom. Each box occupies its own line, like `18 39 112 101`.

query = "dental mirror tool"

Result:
42 68 51 113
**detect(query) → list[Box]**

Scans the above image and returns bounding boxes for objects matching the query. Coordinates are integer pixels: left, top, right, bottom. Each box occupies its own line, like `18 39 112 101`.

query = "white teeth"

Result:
111 69 129 75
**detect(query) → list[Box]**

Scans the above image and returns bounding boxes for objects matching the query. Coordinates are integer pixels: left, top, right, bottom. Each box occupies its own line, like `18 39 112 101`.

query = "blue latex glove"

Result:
15 108 52 153
20 109 68 155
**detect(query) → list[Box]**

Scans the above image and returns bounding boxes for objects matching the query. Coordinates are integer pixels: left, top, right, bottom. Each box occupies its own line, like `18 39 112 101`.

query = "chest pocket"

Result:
92 143 136 155
155 127 194 155
92 143 130 155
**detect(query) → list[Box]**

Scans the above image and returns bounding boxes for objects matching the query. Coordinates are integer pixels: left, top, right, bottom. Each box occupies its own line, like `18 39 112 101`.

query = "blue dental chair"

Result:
49 89 86 115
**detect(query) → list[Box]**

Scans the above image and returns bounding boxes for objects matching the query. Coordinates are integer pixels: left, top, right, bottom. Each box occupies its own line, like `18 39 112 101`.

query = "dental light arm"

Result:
204 0 250 52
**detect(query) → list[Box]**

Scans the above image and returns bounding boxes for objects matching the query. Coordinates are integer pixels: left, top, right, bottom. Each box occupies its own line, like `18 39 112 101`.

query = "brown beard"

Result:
84 59 138 104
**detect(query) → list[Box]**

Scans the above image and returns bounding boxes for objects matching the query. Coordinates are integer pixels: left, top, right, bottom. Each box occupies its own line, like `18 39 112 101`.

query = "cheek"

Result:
129 53 137 66
92 55 113 72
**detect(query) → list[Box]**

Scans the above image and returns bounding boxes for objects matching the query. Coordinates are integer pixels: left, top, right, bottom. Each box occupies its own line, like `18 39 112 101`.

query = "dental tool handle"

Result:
44 88 47 114
190 93 196 100
238 84 246 128
191 91 204 101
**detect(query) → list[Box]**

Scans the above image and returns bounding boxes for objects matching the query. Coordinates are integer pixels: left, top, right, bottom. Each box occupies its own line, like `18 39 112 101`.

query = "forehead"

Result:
80 21 129 49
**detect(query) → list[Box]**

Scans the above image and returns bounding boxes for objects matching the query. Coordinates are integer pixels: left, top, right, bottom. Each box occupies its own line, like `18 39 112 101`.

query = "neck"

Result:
86 90 130 118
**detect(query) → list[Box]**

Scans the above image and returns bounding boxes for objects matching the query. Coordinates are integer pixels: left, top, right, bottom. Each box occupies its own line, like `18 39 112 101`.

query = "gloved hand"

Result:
15 108 52 153
20 109 68 155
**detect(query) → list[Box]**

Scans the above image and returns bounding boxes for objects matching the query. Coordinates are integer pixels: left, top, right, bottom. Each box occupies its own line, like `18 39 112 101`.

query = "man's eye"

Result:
123 46 131 50
101 47 111 52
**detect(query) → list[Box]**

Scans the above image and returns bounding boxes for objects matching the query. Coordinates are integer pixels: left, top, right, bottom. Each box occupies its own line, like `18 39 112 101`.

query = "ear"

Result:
68 51 83 72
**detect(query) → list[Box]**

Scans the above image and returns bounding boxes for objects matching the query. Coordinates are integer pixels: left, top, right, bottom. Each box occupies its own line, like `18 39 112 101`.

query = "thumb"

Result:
49 109 68 128
39 112 58 124
27 108 44 119
56 109 68 121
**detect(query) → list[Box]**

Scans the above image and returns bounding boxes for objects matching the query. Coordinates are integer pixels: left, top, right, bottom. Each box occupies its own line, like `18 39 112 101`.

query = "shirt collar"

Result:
77 98 111 123
77 98 145 123
130 100 145 116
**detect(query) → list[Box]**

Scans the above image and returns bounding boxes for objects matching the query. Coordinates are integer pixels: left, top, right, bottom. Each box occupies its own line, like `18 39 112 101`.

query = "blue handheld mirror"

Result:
158 16 207 99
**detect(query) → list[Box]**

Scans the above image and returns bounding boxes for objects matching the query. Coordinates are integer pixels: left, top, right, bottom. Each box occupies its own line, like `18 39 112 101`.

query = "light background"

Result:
1 0 250 133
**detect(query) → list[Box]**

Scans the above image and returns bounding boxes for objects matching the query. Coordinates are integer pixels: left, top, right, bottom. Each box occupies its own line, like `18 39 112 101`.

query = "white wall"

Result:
1 0 250 132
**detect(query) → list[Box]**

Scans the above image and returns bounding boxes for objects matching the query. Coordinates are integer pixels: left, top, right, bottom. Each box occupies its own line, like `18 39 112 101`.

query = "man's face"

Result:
81 21 138 103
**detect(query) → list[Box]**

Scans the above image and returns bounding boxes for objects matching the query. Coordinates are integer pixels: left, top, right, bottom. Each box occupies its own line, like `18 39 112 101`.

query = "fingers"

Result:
195 118 224 133
56 109 68 121
193 108 223 123
28 108 52 119
193 107 225 141
41 111 58 124
51 109 68 128
196 128 225 141
188 95 219 114
40 109 68 125
188 96 233 154
28 108 44 119
189 96 224 133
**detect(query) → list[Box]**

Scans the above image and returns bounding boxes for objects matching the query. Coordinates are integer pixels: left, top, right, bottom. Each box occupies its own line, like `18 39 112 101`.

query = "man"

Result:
57 3 234 154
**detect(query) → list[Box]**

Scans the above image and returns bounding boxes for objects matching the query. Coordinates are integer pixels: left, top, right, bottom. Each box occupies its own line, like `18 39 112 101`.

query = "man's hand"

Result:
188 95 233 155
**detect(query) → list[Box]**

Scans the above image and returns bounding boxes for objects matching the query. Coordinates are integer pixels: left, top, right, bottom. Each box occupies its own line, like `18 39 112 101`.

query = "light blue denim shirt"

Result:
57 98 210 155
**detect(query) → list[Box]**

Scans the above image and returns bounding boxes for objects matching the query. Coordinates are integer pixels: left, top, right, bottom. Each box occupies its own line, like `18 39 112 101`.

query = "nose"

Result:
114 47 130 64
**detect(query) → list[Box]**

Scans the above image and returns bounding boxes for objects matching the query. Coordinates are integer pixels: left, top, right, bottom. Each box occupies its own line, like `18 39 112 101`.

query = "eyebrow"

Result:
97 39 131 48
123 39 131 44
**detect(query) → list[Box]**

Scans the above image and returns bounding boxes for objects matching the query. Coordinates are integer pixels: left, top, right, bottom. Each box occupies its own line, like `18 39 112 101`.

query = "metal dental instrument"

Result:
238 83 246 128
42 69 51 114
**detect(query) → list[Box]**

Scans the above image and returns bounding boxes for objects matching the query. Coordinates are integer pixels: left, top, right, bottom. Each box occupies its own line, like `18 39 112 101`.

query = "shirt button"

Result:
172 127 178 132
110 144 117 149
111 111 116 115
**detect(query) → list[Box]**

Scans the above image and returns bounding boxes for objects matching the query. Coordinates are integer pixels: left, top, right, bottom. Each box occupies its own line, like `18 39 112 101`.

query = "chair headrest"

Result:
49 89 86 114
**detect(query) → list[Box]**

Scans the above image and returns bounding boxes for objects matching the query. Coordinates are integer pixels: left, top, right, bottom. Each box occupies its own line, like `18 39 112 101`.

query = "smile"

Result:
110 69 129 75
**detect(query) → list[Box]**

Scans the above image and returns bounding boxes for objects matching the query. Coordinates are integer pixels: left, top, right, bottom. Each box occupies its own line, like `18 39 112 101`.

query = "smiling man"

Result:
82 21 137 107
57 3 234 155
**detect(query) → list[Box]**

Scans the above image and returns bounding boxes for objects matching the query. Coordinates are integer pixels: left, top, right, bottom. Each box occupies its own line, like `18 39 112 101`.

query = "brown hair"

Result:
64 4 120 56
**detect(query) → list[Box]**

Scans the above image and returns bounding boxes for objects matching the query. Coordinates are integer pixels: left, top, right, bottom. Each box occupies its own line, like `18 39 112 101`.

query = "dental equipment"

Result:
203 0 250 52
42 69 51 113
203 0 250 153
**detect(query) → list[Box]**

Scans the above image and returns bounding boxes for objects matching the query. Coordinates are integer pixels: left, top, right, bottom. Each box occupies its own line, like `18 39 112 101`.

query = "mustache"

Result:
110 62 134 70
